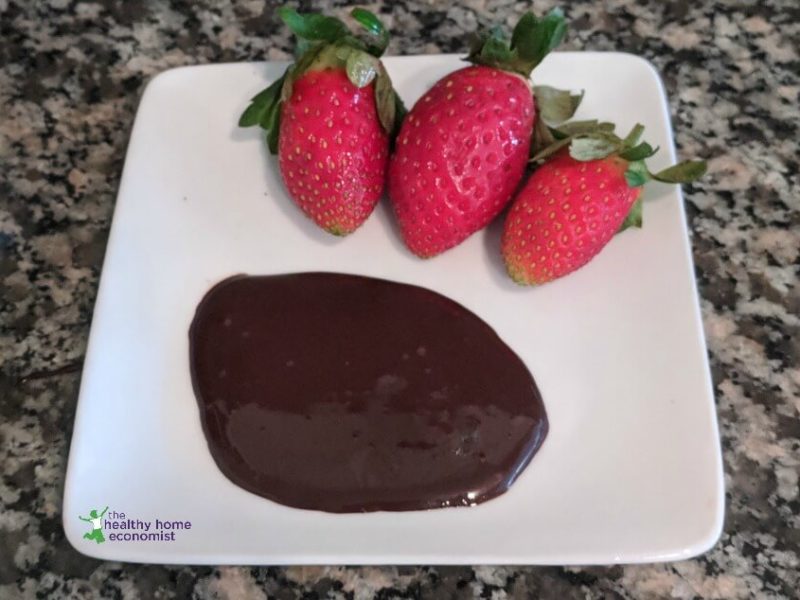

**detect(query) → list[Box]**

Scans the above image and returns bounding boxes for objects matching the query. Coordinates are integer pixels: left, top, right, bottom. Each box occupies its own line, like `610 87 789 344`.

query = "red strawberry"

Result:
388 10 577 257
389 66 534 257
278 69 387 234
239 8 405 235
502 124 707 284
503 152 638 283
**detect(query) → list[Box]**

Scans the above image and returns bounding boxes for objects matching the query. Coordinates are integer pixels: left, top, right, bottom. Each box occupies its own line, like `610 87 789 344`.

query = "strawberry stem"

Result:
621 123 645 146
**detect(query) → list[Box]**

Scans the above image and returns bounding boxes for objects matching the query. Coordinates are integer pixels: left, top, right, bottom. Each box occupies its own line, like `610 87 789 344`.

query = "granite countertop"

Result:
1 0 798 597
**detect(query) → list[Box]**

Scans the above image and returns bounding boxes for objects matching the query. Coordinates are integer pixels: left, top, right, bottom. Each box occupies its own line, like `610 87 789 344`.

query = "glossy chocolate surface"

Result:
190 273 547 512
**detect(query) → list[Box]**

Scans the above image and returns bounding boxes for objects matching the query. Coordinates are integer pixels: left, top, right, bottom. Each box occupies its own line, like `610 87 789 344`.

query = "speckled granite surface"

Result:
1 0 798 597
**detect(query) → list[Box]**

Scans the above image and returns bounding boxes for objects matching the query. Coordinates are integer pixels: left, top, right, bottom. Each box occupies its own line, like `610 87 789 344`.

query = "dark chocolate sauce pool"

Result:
189 273 547 512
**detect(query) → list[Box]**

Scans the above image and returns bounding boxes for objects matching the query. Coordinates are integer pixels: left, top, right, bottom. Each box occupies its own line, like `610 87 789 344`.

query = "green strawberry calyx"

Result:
530 121 707 231
466 9 567 78
238 8 406 153
466 10 583 147
531 121 707 184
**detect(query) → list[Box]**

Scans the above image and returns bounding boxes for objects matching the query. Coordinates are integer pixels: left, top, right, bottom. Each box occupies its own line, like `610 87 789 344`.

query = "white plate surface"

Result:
63 53 724 565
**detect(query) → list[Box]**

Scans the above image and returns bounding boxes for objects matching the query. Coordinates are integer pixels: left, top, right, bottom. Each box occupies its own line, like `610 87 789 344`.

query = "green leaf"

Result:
468 32 488 56
335 46 352 61
280 67 295 103
280 43 325 103
622 123 645 147
534 85 583 126
465 26 523 73
467 8 566 76
514 8 566 70
530 136 572 162
533 121 622 162
530 118 557 157
294 38 313 57
511 13 538 52
624 160 650 187
279 8 348 43
350 7 382 36
651 160 707 183
555 119 615 137
238 96 270 128
480 27 514 65
392 90 407 136
538 8 568 54
345 50 379 88
238 71 286 128
619 141 659 161
266 108 281 154
569 132 621 161
260 96 281 130
373 64 396 134
618 198 643 232
350 8 389 56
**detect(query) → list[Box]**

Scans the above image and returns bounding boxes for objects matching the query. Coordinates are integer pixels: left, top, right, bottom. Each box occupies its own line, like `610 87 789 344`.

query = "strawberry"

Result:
388 10 579 257
502 123 707 284
239 9 405 235
277 69 388 235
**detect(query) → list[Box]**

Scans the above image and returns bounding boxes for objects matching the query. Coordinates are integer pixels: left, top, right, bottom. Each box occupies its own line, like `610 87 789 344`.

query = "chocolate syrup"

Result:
189 273 547 512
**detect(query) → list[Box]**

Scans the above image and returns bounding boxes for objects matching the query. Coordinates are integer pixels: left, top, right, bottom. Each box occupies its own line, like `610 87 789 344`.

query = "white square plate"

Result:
64 53 723 565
